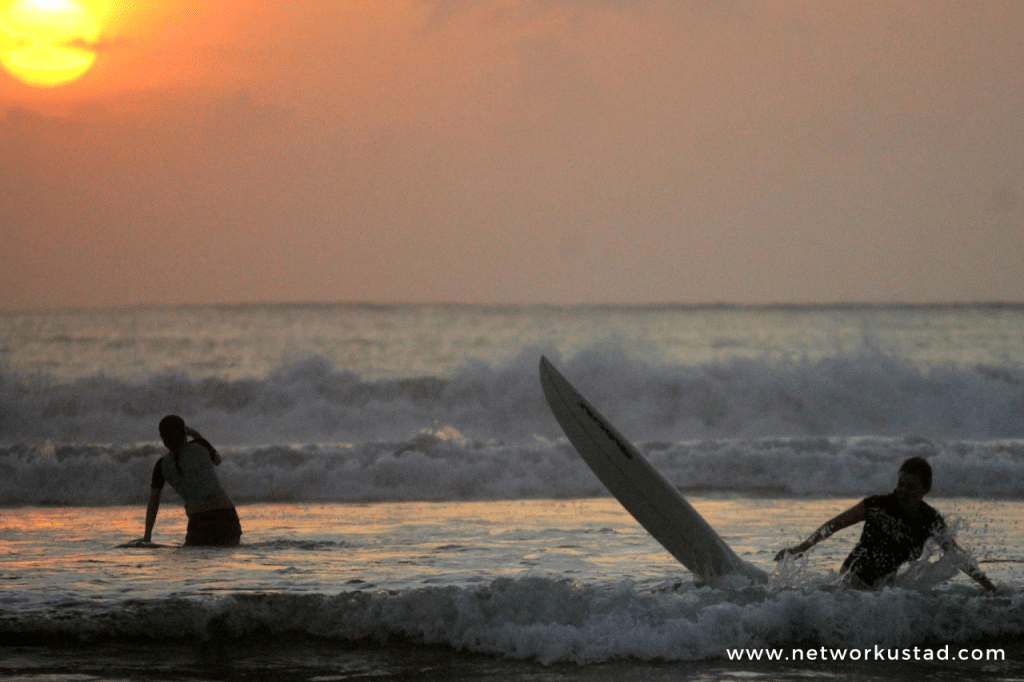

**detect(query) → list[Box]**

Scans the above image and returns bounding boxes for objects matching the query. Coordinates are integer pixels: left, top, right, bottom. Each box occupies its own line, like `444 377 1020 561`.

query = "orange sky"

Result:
2 1 1022 309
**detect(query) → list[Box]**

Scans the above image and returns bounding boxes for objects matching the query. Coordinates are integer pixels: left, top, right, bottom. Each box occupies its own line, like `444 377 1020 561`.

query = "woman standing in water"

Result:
133 415 242 547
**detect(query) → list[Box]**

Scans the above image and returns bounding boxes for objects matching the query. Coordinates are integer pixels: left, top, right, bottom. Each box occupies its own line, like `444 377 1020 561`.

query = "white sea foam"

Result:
1 344 1022 505
2 578 1021 664
1 433 1022 506
3 344 1022 445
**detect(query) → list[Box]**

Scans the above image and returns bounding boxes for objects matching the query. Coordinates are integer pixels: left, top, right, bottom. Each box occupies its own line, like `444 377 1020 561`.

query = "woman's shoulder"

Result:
862 493 901 515
920 500 945 525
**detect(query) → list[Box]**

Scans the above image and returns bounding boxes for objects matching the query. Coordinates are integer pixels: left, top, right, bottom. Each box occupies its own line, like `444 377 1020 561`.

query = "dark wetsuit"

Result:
841 493 945 588
178 507 242 547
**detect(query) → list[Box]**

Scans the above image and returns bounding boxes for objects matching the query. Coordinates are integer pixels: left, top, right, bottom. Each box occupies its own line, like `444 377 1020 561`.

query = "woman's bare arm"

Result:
140 487 162 543
774 500 866 561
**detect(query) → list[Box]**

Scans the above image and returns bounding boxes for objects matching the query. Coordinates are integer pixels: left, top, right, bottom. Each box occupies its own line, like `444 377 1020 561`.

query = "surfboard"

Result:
115 541 171 549
539 356 767 583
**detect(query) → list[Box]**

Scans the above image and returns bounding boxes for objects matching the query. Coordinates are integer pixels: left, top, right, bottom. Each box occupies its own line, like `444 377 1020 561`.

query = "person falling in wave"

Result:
775 457 996 591
132 415 242 547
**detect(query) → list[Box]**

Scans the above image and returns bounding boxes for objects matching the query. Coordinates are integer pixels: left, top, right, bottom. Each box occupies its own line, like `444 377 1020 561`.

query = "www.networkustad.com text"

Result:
727 645 1005 663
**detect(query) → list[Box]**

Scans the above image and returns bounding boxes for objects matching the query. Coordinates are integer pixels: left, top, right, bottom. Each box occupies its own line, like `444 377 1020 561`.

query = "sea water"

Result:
1 303 1023 681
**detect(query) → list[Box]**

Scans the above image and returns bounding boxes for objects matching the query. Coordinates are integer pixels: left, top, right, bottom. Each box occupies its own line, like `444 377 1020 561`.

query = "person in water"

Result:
133 415 241 547
775 457 995 591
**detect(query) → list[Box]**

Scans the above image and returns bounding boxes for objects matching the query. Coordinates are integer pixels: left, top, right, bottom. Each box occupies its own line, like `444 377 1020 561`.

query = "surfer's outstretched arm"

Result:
132 487 163 544
937 536 998 592
774 501 866 561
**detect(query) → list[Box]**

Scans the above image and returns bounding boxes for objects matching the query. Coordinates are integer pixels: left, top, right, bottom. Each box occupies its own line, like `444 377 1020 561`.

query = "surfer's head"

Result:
158 414 187 452
895 456 931 508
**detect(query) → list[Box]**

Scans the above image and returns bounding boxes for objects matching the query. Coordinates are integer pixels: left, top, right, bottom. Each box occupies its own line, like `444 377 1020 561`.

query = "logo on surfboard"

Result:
578 401 633 460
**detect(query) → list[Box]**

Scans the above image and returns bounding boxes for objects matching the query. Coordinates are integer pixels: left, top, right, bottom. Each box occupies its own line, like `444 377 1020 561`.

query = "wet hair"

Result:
159 414 185 441
159 414 186 473
899 456 932 493
159 415 219 472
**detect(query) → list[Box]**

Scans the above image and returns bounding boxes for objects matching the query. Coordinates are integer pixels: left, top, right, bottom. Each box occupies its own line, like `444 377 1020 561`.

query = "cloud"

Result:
63 35 126 51
1 2 1023 309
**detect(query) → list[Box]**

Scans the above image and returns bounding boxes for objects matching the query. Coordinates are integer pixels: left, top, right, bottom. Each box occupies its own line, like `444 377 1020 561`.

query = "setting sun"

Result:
0 0 98 87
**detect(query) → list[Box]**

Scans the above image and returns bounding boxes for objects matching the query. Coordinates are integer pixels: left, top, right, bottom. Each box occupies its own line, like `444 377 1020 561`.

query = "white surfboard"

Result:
539 356 766 583
115 541 171 549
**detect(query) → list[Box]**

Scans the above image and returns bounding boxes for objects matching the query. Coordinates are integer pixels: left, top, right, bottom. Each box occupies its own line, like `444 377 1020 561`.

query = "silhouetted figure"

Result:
132 415 241 547
775 457 995 591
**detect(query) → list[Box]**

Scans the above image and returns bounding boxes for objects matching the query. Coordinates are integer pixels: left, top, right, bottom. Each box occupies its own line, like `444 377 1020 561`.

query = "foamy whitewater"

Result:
1 304 1023 681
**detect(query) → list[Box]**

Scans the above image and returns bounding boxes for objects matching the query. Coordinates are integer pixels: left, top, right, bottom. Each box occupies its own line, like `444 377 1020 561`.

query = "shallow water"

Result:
2 303 1023 680
2 498 1022 680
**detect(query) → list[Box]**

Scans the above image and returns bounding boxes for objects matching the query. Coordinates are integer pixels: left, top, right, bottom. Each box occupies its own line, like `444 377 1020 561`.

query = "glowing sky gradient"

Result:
2 1 1022 309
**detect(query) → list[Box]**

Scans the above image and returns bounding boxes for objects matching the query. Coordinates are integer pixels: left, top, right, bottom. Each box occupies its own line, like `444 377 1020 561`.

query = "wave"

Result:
2 577 1021 663
2 433 1023 505
1 343 1022 505
2 343 1023 445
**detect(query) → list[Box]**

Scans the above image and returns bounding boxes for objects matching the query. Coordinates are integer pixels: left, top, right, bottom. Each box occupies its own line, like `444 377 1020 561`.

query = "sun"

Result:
0 0 99 87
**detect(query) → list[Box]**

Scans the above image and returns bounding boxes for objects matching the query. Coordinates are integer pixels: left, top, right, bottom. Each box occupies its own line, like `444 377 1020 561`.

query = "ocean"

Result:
1 303 1023 681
